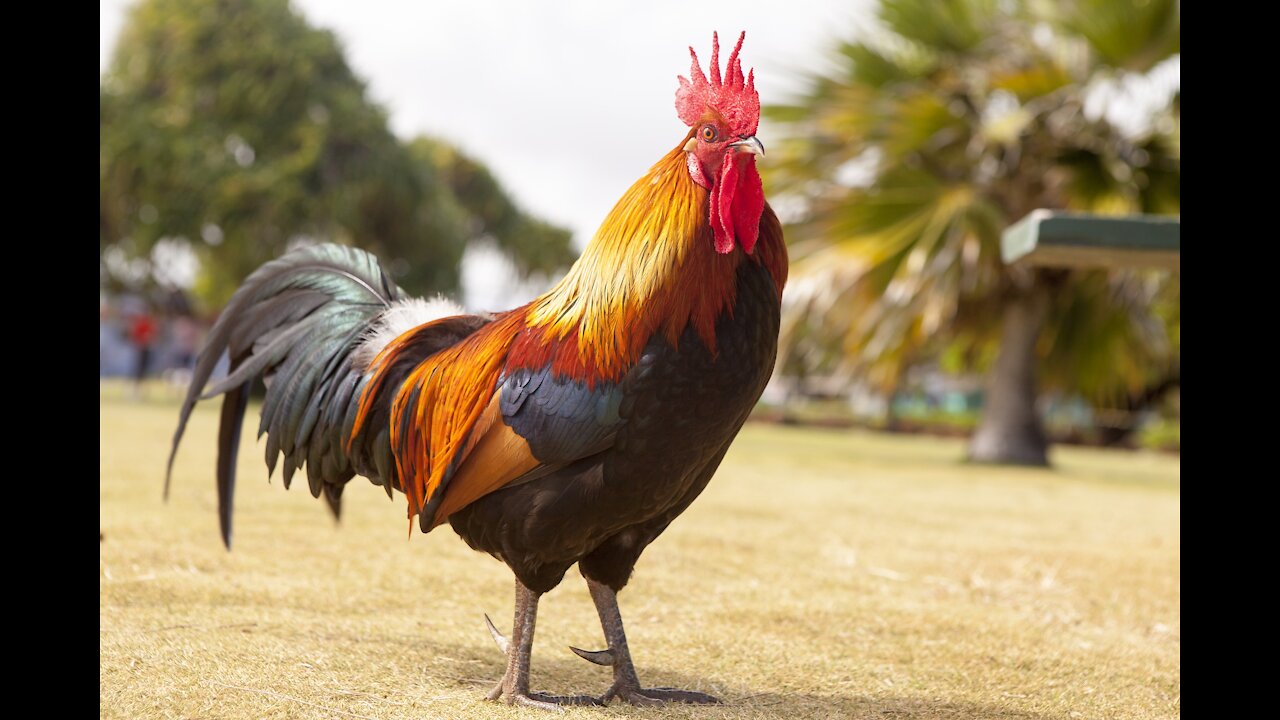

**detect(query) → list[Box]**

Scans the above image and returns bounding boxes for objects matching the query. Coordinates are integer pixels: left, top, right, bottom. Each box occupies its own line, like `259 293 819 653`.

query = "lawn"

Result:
100 382 1179 719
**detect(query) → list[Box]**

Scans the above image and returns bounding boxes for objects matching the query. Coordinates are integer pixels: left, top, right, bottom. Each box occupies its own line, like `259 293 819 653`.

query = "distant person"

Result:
165 314 202 391
100 301 114 375
171 314 200 370
128 311 157 399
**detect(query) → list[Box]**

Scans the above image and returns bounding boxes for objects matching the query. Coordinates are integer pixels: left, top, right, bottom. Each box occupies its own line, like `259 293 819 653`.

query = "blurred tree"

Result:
407 137 575 278
764 0 1179 464
100 0 572 307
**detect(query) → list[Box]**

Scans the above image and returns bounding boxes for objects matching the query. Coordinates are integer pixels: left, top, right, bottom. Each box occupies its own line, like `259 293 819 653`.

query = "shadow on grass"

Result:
409 638 1058 719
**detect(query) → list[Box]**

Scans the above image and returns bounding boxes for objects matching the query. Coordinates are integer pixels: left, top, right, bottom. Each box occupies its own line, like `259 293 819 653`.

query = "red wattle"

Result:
708 153 763 255
731 158 763 254
711 153 738 253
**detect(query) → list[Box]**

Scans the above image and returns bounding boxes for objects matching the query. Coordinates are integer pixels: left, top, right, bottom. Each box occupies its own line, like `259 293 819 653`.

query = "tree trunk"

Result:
968 285 1050 466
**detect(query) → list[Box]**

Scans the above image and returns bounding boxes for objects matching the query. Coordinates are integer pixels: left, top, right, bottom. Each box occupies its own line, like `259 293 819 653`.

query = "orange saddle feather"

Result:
353 310 539 531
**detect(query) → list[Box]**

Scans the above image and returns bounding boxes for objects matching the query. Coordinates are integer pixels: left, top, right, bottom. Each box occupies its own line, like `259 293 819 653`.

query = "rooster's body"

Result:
170 32 786 708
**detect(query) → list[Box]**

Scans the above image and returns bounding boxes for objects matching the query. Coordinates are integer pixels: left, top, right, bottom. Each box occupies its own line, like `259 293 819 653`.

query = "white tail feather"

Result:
351 296 465 370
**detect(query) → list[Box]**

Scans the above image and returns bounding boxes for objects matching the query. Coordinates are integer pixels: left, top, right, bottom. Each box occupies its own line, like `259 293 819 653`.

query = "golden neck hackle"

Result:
526 139 743 378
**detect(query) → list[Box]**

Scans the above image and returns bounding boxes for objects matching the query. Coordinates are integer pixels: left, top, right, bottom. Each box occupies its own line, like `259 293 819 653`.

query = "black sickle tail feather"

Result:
216 384 251 543
167 244 409 549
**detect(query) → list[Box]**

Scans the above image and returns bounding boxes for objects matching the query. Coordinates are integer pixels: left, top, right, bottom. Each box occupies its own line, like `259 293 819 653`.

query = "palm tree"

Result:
764 0 1179 464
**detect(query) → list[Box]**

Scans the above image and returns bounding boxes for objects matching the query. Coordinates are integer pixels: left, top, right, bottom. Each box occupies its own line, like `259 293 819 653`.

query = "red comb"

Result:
675 31 759 138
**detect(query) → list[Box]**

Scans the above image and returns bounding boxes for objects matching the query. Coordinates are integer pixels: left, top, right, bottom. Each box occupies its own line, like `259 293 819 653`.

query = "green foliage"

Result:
878 0 999 54
100 0 572 308
1045 0 1180 72
764 0 1180 409
406 138 575 277
1139 417 1180 451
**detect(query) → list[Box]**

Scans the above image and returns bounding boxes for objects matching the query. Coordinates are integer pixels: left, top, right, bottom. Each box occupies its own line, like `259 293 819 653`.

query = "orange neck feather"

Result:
521 137 782 381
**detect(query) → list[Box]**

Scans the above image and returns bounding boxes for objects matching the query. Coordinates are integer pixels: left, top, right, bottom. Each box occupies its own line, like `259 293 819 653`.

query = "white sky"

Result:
100 0 865 252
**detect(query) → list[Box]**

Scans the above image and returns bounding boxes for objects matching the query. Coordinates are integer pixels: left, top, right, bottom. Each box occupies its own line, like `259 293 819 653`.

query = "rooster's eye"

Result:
700 125 718 142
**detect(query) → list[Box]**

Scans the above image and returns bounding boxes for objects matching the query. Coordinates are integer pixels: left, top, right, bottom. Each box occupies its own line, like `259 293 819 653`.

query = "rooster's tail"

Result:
166 244 487 548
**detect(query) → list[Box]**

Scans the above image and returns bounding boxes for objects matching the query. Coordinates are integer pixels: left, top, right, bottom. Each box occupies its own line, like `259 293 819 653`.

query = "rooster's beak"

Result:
731 136 765 157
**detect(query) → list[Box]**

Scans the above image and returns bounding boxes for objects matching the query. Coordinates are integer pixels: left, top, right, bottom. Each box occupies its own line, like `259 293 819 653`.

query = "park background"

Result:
100 1 1180 718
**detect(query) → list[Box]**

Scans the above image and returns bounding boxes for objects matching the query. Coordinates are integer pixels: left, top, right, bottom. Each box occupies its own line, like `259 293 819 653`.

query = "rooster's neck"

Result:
521 143 748 381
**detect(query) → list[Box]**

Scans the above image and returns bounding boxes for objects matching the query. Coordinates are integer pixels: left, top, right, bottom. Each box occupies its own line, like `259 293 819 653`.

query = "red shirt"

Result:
130 315 157 346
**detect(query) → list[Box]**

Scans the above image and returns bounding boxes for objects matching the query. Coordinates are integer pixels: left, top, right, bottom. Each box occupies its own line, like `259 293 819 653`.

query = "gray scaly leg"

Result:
484 579 601 711
570 578 720 706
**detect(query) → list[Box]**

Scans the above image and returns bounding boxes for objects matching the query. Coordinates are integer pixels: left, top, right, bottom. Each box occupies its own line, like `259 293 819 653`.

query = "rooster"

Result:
169 31 786 709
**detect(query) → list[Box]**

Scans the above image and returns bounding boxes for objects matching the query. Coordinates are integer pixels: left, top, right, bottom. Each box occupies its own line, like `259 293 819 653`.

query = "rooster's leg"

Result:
577 578 720 706
485 578 601 710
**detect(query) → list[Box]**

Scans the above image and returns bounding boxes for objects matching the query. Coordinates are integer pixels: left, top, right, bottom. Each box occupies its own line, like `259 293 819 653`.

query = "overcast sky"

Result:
101 0 869 251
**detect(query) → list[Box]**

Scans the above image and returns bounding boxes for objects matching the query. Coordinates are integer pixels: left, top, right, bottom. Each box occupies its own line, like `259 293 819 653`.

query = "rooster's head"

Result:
676 31 764 255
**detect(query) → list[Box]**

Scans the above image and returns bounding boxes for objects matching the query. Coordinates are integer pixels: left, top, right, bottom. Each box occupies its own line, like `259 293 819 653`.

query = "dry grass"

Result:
100 381 1179 719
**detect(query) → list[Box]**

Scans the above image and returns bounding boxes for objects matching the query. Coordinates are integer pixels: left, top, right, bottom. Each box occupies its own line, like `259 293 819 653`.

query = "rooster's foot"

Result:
485 681 603 710
602 683 720 706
